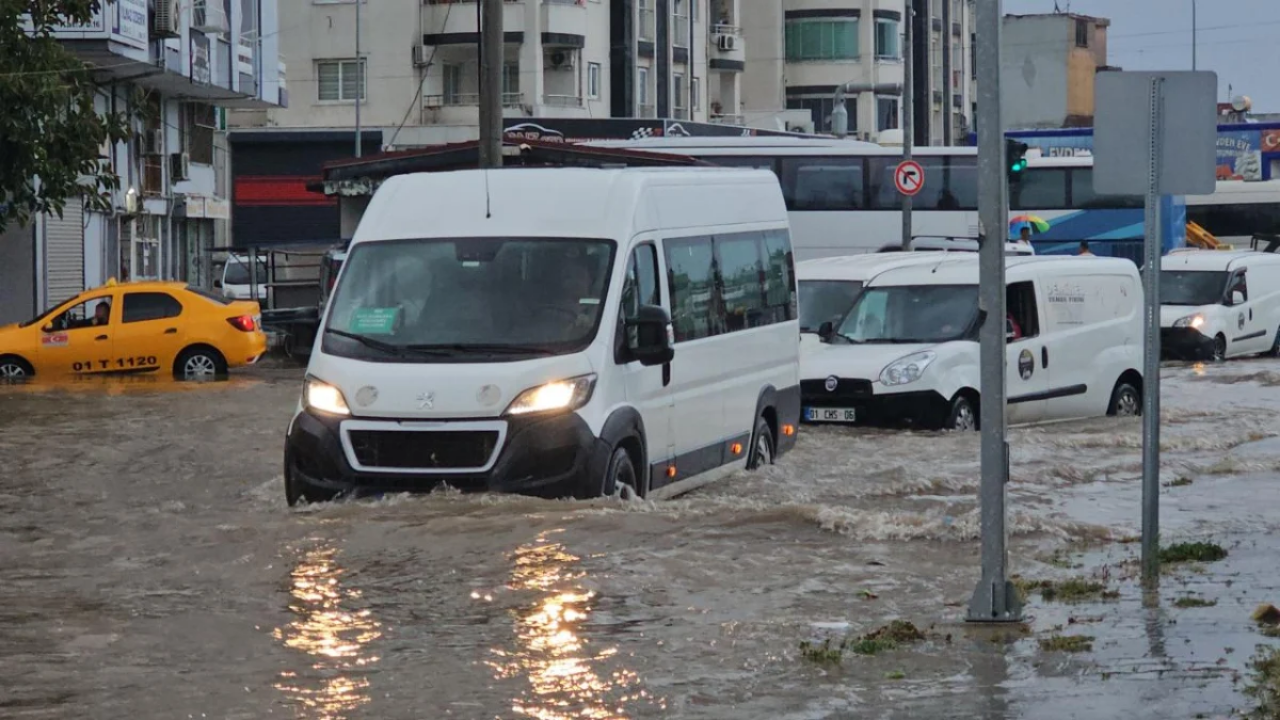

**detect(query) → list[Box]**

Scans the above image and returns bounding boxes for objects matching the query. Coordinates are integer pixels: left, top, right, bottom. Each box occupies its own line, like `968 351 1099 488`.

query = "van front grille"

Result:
347 430 499 470
802 377 873 405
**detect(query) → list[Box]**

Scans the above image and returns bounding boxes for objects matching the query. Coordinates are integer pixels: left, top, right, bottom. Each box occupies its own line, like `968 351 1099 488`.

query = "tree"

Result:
0 0 133 232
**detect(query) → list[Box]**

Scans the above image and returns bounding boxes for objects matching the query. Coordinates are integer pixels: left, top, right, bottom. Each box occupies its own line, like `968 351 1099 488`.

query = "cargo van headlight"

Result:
304 375 351 416
880 351 937 387
505 374 597 416
1173 314 1206 331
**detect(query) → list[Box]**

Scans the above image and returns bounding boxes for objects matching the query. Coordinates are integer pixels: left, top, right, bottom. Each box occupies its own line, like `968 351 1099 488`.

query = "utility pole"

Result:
966 0 1022 624
901 5 914 250
1191 0 1197 70
942 0 954 145
354 0 362 157
478 0 505 168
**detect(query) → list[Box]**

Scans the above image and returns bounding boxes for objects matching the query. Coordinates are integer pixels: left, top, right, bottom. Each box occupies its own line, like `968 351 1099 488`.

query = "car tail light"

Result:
228 315 256 332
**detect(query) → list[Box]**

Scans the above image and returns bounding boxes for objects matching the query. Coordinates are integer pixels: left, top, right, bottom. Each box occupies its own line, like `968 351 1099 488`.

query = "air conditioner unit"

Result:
717 34 737 51
544 50 575 70
170 152 191 181
143 129 164 156
413 44 432 67
192 0 229 33
153 0 179 38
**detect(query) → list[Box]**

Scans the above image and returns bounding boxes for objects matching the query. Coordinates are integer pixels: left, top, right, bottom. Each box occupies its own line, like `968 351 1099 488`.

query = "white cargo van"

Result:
284 167 801 505
216 254 270 301
802 255 1144 430
1161 250 1280 361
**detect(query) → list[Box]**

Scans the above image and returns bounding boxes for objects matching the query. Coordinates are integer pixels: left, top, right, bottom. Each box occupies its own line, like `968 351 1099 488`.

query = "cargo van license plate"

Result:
806 407 857 423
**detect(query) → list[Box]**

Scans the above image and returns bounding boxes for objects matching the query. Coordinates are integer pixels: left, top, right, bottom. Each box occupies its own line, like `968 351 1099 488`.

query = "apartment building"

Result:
251 0 740 144
743 0 975 144
0 0 283 324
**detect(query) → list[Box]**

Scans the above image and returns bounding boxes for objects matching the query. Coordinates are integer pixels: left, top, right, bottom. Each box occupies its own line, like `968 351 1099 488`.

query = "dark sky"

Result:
1005 0 1280 111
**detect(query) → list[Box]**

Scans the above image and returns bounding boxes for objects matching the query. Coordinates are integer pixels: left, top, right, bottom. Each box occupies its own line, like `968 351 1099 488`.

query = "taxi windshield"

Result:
323 237 615 362
19 296 81 329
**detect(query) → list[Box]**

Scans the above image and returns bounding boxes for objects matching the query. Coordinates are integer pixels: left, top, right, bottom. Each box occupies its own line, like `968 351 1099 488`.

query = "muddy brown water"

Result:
2 361 1279 719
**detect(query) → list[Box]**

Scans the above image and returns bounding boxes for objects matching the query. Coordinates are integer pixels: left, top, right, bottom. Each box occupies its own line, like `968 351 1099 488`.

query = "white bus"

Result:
1186 180 1280 247
589 137 1184 263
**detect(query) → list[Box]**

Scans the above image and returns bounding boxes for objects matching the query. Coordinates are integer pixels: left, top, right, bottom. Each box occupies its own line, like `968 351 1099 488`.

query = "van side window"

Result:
665 236 720 342
1229 271 1248 302
762 229 797 322
617 244 662 361
1007 281 1040 339
715 233 767 330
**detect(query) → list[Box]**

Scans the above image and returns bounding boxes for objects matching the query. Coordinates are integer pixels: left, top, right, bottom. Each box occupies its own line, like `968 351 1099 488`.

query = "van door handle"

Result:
95 335 109 341
1041 347 1049 368
164 328 178 334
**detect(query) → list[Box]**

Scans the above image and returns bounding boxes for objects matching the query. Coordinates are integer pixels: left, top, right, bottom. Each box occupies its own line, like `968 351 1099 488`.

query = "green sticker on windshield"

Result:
349 307 399 334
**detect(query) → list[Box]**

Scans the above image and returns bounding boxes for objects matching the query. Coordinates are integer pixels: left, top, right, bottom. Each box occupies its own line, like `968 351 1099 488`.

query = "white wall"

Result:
1001 15 1070 129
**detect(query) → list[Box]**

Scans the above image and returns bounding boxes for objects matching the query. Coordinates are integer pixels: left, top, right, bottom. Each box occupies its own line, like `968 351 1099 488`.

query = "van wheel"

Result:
599 446 640 499
1108 381 1141 417
284 457 340 507
1212 334 1227 362
946 395 978 431
1270 328 1280 357
747 417 774 470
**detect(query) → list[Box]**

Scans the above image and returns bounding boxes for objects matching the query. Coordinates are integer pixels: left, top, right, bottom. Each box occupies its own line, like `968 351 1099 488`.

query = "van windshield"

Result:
798 280 864 332
323 237 615 361
224 259 269 285
1161 270 1228 306
837 284 978 344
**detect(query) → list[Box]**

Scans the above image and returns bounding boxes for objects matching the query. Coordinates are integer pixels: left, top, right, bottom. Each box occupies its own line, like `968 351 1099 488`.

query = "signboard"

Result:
894 160 924 196
112 0 148 49
501 118 799 144
1216 130 1264 181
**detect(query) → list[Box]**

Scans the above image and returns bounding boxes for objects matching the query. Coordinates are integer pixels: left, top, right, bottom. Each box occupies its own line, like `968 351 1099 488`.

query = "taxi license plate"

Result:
806 407 857 423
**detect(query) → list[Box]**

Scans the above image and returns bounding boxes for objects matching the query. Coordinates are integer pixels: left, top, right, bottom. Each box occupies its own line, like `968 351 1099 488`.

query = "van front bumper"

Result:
1161 327 1216 360
284 408 607 500
802 389 951 430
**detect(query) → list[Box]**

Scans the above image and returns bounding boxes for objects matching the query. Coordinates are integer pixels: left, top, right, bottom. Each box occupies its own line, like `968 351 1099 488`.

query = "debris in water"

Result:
1244 645 1280 718
885 670 906 680
1253 604 1280 626
1173 596 1218 608
798 638 844 664
1038 635 1094 653
849 620 925 656
1013 576 1117 603
1164 476 1195 488
858 589 879 600
1160 542 1228 564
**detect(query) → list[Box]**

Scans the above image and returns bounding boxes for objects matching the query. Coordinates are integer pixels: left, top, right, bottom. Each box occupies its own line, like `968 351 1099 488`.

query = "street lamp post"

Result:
1192 0 1197 71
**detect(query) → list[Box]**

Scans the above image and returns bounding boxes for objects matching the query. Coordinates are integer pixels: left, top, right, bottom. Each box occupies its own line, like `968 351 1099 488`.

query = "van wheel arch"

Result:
948 388 981 431
596 408 649 499
751 385 780 456
1108 370 1143 417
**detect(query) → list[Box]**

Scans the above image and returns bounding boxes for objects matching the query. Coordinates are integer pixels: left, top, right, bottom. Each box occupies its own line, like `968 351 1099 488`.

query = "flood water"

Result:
2 361 1279 719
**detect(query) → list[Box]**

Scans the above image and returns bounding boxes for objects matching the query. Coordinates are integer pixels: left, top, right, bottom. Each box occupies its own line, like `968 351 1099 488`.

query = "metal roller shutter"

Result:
45 199 85 304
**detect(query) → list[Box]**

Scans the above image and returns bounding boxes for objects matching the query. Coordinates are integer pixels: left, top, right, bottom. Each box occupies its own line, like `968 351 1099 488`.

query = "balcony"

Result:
543 94 583 108
425 92 525 108
424 0 526 40
638 103 656 118
710 113 745 125
542 0 587 37
710 24 744 65
638 8 656 42
672 106 689 120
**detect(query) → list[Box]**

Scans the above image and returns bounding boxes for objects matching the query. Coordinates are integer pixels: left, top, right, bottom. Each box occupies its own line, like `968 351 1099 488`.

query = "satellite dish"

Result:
1232 95 1252 112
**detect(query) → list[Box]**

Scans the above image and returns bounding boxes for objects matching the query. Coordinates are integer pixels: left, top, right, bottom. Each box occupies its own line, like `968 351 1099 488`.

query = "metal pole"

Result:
1141 77 1165 583
966 0 1021 624
901 6 914 251
1191 0 1197 71
942 0 953 145
354 0 362 157
479 0 504 168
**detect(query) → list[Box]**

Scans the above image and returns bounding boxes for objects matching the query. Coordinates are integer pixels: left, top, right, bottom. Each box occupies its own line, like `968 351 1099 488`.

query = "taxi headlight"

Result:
1173 314 1206 330
880 351 937 387
304 376 350 416
504 374 597 416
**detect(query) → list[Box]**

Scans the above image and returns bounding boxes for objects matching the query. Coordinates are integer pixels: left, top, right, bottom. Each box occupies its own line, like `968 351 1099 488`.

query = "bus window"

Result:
1011 168 1069 210
781 157 865 211
870 156 977 211
1069 168 1142 209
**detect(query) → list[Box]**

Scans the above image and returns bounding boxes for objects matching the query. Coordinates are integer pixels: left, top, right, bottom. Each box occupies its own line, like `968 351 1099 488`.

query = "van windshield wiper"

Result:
326 328 452 357
407 343 561 356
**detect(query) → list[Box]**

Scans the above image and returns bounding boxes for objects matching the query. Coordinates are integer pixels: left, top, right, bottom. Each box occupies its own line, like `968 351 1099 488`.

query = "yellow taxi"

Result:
0 279 268 380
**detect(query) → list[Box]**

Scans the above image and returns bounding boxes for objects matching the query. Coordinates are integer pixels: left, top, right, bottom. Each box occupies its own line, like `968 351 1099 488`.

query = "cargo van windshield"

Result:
837 284 978 344
322 237 615 361
1161 270 1229 306
798 280 864 332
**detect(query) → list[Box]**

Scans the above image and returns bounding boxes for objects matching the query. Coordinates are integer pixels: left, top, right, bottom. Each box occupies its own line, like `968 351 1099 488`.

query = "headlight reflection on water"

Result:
272 546 382 719
485 530 660 719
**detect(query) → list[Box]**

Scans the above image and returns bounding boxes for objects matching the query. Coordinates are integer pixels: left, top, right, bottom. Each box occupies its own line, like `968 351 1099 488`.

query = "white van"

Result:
216 254 270 301
284 167 802 505
802 255 1144 430
1161 249 1280 361
797 253 956 352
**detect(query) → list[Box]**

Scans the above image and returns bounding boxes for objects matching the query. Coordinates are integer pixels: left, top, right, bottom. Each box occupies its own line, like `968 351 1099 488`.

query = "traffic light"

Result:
1006 138 1029 180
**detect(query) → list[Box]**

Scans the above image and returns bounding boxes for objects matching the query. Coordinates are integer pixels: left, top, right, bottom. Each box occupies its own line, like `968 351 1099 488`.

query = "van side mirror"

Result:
1231 290 1245 306
627 304 674 367
817 321 835 343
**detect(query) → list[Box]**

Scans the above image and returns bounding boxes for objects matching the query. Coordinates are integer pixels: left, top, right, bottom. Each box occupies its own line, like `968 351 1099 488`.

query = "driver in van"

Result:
558 261 600 331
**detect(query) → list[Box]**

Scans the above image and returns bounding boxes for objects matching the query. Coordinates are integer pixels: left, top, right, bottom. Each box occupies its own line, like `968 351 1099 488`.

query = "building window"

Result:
1075 19 1089 47
317 59 365 102
785 19 859 62
691 76 700 110
502 63 519 101
877 96 899 131
588 62 601 98
638 66 650 106
443 63 463 104
875 19 899 59
183 103 216 165
673 72 685 111
786 96 838 133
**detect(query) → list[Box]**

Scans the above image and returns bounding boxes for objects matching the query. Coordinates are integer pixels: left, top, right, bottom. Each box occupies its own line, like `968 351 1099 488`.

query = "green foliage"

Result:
0 0 133 231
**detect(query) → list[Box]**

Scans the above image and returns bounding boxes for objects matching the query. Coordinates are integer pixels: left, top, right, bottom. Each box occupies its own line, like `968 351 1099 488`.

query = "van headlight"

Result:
505 374 597 416
304 376 351 416
880 351 937 387
1173 314 1206 330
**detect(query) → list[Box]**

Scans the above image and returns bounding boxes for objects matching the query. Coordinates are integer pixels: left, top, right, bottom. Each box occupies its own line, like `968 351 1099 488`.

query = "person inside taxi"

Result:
92 301 110 326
